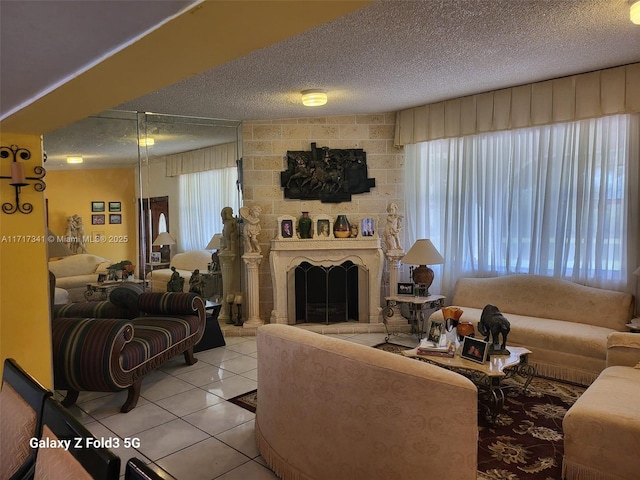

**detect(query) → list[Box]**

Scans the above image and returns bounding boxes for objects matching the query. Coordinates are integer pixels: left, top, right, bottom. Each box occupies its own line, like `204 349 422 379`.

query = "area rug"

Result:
234 342 585 480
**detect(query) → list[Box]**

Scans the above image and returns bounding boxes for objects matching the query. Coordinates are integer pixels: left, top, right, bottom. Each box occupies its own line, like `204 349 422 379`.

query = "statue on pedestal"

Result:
221 207 238 253
383 203 403 251
240 205 262 254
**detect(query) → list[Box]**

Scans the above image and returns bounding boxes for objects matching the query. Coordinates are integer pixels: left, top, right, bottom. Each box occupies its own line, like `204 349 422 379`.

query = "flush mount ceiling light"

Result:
138 138 155 147
631 0 640 24
301 89 328 107
66 156 83 164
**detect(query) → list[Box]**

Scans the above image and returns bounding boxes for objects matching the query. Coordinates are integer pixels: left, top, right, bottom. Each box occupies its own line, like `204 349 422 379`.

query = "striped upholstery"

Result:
51 292 206 401
53 301 135 320
109 282 145 316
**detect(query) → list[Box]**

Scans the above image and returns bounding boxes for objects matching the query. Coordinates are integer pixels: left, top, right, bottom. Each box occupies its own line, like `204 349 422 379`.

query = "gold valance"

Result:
165 142 237 176
395 63 640 146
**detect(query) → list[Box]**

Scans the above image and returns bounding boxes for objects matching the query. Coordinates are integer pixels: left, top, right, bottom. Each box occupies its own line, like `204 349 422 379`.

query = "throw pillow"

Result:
95 261 112 274
109 282 145 314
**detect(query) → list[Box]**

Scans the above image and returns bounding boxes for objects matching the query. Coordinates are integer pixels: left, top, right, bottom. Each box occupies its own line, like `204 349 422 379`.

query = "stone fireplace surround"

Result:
269 237 384 325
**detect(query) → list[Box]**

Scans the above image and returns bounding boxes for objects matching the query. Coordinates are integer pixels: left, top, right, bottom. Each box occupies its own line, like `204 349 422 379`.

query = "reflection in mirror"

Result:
43 110 241 297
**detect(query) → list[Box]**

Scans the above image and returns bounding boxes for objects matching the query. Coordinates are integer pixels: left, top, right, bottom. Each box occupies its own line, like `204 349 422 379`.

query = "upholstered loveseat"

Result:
48 254 112 302
429 274 635 385
51 289 206 412
562 332 640 480
146 250 211 292
255 324 478 480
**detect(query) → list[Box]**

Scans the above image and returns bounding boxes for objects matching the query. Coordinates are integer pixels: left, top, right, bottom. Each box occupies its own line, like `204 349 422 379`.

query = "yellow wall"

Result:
0 133 52 387
46 168 138 267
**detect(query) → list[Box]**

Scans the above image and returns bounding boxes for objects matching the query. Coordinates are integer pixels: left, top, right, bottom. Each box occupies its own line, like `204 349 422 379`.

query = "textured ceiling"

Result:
3 0 640 168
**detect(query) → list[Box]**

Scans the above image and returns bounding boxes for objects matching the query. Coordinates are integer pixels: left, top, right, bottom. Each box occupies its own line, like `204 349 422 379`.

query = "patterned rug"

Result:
231 342 585 480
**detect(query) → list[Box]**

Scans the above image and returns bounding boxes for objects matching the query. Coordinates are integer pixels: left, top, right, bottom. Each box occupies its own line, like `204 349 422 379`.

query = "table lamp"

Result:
402 239 444 296
206 233 223 271
152 232 176 262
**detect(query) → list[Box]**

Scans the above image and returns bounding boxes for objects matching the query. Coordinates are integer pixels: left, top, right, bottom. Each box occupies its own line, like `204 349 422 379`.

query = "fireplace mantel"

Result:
269 238 384 325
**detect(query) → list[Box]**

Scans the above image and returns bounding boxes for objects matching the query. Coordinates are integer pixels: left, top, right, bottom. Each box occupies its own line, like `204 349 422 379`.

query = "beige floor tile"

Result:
157 437 248 480
215 419 259 458
195 347 243 366
224 340 258 355
175 364 235 387
239 368 258 382
78 390 150 420
214 460 279 480
154 388 225 417
217 355 258 375
182 402 255 436
135 419 210 461
202 375 257 400
159 356 210 374
140 377 197 402
100 403 177 438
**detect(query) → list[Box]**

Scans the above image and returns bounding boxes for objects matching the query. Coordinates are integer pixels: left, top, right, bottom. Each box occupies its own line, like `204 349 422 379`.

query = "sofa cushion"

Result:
170 251 211 272
451 275 633 330
122 316 200 370
49 254 109 278
109 283 145 314
55 274 102 290
52 301 135 320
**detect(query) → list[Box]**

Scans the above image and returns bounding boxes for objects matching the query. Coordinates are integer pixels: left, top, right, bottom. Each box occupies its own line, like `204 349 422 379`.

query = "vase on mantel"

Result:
299 212 312 239
334 215 351 238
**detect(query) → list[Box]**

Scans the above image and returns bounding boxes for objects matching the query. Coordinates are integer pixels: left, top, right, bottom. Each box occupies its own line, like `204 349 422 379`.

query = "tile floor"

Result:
58 330 419 480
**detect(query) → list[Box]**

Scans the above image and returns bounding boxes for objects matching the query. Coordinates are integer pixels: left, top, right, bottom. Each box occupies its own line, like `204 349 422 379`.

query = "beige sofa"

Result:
146 250 211 292
562 332 640 480
48 254 111 302
255 324 478 480
429 275 635 385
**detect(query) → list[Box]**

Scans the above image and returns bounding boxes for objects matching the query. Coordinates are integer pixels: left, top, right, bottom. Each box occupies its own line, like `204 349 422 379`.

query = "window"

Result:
404 114 639 296
178 167 239 251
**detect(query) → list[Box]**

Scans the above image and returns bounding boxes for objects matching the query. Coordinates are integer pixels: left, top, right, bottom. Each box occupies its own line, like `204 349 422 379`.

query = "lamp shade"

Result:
206 233 223 250
402 239 444 266
152 232 176 246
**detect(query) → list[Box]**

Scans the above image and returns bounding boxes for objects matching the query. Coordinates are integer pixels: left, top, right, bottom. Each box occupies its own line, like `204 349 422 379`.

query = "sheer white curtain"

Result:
405 114 639 298
178 167 239 251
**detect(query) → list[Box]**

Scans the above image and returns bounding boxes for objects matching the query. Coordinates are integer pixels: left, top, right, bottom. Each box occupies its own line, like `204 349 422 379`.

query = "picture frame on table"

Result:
150 252 161 263
461 336 489 364
109 214 122 225
108 201 121 212
91 201 105 212
397 282 414 295
361 218 375 236
316 219 331 238
427 320 444 343
281 219 294 238
91 214 105 225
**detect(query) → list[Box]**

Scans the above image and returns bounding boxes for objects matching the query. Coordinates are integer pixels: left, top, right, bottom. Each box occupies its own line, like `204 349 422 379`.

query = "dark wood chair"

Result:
0 358 52 480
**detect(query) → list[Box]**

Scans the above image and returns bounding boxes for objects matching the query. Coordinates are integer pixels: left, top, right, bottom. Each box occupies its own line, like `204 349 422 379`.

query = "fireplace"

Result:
269 237 384 325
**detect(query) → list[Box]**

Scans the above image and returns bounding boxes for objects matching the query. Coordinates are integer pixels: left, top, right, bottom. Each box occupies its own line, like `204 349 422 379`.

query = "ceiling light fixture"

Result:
631 0 640 24
301 89 328 107
138 138 155 147
66 156 83 164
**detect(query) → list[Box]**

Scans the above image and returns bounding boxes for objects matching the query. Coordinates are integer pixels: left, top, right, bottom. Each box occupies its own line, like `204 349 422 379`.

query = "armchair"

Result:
51 292 206 413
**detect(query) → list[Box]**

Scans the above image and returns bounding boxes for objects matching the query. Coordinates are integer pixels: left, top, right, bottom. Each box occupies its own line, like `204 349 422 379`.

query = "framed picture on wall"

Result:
109 214 122 225
92 201 105 212
91 214 105 225
108 202 121 212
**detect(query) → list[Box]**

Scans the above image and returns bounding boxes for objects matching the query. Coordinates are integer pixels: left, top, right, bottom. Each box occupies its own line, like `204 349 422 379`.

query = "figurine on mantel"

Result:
384 203 403 251
240 205 262 253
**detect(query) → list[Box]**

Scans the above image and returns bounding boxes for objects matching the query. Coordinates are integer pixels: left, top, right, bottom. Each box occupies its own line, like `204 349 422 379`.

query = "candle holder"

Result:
226 294 235 324
235 303 243 326
0 145 47 215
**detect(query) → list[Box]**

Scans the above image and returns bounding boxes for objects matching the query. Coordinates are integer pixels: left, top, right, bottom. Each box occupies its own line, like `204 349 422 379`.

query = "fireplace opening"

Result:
294 261 359 323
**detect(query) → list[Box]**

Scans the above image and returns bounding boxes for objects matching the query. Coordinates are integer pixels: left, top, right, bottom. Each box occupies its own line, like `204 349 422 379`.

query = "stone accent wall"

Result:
241 113 404 321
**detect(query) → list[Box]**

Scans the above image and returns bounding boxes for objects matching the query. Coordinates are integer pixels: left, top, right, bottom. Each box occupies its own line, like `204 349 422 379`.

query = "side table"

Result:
84 279 146 301
382 294 445 341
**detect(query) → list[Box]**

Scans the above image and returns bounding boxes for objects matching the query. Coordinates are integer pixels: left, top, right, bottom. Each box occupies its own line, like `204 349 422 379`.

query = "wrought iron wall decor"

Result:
0 145 47 214
280 142 375 203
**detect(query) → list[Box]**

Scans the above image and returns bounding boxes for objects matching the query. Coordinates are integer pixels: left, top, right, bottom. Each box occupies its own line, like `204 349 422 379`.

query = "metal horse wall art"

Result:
280 143 375 203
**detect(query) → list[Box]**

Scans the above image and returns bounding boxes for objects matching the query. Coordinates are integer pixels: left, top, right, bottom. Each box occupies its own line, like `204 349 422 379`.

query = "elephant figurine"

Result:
478 304 511 355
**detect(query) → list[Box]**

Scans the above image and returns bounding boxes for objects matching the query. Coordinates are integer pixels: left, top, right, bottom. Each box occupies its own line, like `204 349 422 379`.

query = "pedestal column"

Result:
218 251 236 323
385 249 407 327
242 252 264 328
